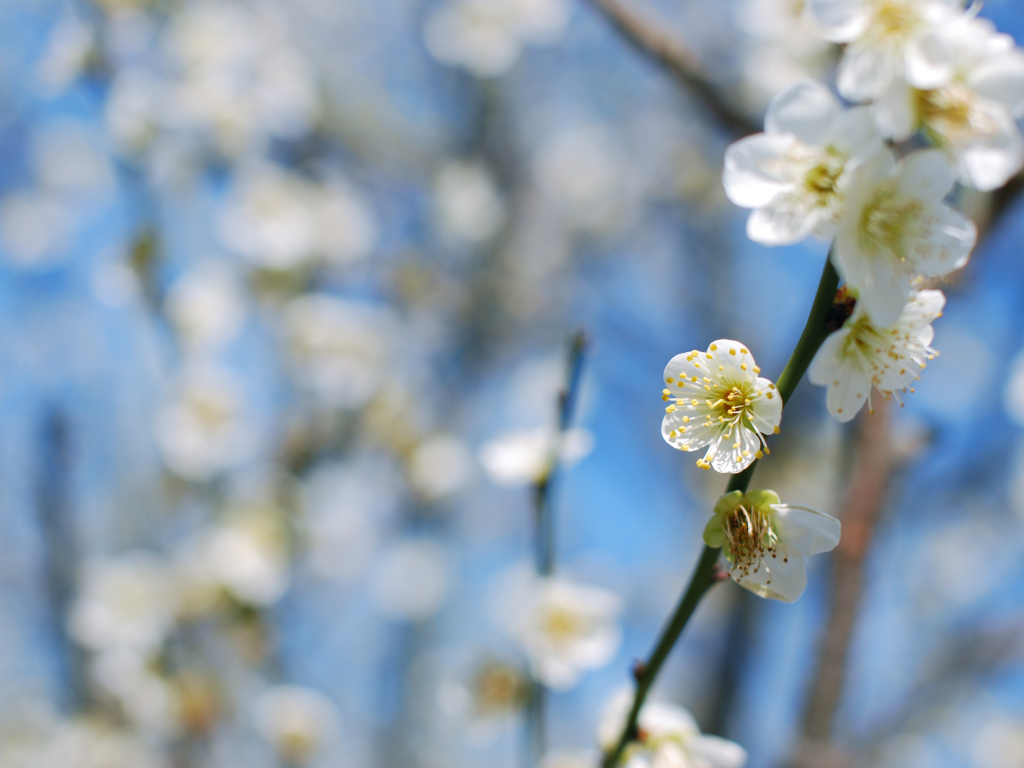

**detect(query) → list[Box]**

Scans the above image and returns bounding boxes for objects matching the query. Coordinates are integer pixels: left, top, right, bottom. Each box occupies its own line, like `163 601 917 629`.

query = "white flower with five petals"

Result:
598 689 748 768
876 16 1024 190
661 341 782 474
724 81 884 246
703 490 841 603
831 148 975 326
804 0 968 102
809 289 944 421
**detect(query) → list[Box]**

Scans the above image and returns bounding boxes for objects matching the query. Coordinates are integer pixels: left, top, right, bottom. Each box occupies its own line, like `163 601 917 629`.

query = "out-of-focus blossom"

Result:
165 263 247 351
877 17 1024 191
832 149 975 326
0 719 168 768
254 685 338 766
36 15 95 91
434 160 507 244
724 81 883 245
804 0 968 102
91 649 174 737
537 750 600 768
409 434 474 500
68 552 175 653
155 365 255 481
598 689 748 768
735 0 835 109
371 539 451 621
218 165 376 270
282 293 397 409
661 340 782 474
478 427 593 487
199 511 290 607
424 0 570 77
505 575 622 690
809 289 943 421
535 125 637 233
32 121 115 194
703 489 840 603
0 191 74 268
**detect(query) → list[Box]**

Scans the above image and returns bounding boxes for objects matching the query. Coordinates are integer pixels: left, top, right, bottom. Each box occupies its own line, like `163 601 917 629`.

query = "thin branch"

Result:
527 329 591 766
601 257 841 768
583 0 759 137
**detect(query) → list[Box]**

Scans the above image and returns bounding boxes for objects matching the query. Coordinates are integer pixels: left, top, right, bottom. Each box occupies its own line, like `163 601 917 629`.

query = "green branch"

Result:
600 256 840 768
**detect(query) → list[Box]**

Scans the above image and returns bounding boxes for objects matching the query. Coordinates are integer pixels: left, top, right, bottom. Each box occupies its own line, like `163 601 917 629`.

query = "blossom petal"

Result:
735 551 807 603
708 426 761 474
904 31 953 90
765 81 841 145
639 701 699 738
723 134 798 208
968 50 1024 116
895 149 955 202
956 121 1024 192
662 412 716 453
838 44 899 102
663 351 703 385
826 360 871 422
708 340 760 385
772 504 841 557
911 204 977 277
687 734 749 768
749 383 782 434
747 200 819 246
826 105 884 159
858 255 911 328
808 328 851 387
803 0 869 42
874 78 919 141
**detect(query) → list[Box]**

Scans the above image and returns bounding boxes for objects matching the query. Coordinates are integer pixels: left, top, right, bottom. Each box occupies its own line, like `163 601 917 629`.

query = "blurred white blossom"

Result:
199 512 291 607
434 161 507 243
165 263 247 351
424 0 570 77
478 427 593 487
69 552 175 653
598 690 747 768
156 365 255 481
503 573 621 690
724 80 883 246
282 293 397 408
254 686 338 765
409 434 474 500
833 149 975 326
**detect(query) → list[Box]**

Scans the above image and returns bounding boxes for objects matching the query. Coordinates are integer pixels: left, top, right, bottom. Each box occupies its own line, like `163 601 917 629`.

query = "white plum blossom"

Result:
68 553 175 653
370 539 451 621
724 80 883 245
832 148 975 326
877 16 1024 190
165 262 247 351
424 0 570 78
661 340 782 473
598 689 748 768
282 293 397 409
254 686 338 765
803 0 968 102
506 575 622 690
434 160 507 243
478 426 594 487
155 365 254 481
198 513 291 607
703 490 841 603
809 289 944 421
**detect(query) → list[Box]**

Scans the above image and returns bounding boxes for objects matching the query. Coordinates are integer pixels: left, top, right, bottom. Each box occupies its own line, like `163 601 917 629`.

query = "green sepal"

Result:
744 489 780 513
713 490 744 517
703 515 726 548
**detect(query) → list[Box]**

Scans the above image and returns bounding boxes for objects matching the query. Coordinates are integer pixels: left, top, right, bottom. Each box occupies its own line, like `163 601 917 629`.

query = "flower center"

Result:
723 504 783 577
802 149 846 204
709 384 754 425
868 0 920 44
542 607 584 643
859 186 922 265
919 84 994 147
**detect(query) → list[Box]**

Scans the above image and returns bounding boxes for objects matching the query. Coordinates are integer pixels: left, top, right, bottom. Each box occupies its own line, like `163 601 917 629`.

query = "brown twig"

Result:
792 400 892 768
583 0 759 137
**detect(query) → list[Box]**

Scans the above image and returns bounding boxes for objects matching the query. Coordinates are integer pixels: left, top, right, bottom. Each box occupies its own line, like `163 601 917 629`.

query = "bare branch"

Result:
583 0 759 137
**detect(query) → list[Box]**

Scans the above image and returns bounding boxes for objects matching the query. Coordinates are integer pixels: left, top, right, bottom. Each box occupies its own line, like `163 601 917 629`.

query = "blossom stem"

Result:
527 329 590 767
600 255 840 768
